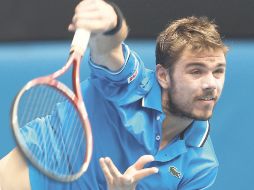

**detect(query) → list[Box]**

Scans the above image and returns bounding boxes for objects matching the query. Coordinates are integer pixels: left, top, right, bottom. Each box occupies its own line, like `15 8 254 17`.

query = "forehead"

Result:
176 48 226 68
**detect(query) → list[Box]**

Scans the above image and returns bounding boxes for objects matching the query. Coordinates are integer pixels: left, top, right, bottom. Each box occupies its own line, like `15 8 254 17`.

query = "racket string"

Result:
29 87 63 165
34 85 50 120
48 100 75 174
69 115 87 173
20 86 42 126
63 107 84 174
55 100 85 175
18 85 87 177
58 103 77 174
42 92 79 175
42 91 66 171
27 87 61 170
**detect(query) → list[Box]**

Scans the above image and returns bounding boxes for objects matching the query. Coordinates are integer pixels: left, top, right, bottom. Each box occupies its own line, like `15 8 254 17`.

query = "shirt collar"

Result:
155 140 187 162
142 75 163 113
183 120 210 147
154 120 210 163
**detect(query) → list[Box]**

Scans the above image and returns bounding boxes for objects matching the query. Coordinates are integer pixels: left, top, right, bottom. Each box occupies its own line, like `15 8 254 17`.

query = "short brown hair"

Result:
156 16 228 71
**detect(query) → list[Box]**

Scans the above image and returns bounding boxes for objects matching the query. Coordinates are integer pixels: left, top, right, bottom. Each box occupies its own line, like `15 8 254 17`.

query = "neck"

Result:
160 90 193 150
160 113 193 150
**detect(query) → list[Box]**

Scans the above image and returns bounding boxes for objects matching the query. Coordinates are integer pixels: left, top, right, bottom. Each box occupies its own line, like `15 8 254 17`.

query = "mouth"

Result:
196 95 217 107
198 96 216 101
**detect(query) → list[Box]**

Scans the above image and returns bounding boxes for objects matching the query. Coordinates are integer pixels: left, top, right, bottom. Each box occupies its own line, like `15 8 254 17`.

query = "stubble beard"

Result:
166 88 216 121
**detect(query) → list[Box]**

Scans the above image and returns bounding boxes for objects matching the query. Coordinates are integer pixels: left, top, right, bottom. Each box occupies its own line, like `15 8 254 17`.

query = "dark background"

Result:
1 0 254 189
0 0 254 41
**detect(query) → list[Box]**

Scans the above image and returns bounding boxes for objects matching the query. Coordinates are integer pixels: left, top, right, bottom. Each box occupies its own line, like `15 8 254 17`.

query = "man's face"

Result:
167 48 226 120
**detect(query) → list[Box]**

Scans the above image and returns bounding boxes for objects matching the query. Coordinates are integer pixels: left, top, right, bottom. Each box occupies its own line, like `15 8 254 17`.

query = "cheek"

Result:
176 79 199 95
216 78 225 95
171 82 196 103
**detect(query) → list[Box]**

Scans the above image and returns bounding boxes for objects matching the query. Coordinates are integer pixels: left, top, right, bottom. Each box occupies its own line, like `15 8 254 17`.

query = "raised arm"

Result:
0 2 128 190
68 0 128 71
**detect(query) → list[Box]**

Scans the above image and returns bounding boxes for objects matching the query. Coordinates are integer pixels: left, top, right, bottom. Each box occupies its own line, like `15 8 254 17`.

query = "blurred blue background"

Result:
0 40 254 189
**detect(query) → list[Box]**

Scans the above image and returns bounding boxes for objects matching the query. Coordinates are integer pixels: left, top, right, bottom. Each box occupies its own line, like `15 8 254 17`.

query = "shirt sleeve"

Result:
88 43 155 105
28 162 73 190
178 138 219 190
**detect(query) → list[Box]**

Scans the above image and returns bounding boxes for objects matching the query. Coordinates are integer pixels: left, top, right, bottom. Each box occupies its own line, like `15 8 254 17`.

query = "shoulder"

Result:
185 136 218 167
179 137 219 189
0 148 30 190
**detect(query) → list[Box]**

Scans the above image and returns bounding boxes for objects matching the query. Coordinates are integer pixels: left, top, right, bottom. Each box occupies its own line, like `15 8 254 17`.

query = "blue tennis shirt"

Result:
26 43 218 190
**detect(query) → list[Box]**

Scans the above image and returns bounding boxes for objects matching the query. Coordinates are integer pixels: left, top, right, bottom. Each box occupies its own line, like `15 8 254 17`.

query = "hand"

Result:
68 0 117 34
99 155 159 190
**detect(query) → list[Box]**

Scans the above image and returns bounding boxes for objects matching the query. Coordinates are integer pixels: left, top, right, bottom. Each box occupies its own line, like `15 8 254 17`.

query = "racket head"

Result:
11 77 93 182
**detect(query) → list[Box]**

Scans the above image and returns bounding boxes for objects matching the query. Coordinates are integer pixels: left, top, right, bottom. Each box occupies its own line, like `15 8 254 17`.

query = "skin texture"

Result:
0 1 227 190
166 48 226 121
69 0 128 71
157 47 226 149
100 48 226 189
99 156 159 190
0 148 30 190
0 1 127 189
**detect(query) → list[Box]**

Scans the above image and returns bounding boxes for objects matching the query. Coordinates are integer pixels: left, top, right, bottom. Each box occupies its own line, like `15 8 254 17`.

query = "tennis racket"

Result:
11 28 93 182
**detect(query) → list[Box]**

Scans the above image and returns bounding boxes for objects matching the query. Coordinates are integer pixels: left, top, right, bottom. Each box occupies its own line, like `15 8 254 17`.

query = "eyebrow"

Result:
185 62 226 68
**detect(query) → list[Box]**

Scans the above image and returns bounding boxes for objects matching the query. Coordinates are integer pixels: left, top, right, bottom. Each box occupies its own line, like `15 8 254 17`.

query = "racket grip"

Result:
71 28 91 56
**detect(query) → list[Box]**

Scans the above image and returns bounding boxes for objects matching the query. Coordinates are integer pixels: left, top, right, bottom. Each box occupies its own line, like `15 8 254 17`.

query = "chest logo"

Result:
169 166 181 179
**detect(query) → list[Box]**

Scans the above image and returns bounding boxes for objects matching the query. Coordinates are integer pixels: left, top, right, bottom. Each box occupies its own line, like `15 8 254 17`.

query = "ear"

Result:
156 64 171 89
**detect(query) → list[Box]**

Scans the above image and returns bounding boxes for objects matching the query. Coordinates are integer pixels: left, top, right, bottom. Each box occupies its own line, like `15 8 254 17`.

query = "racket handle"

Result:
71 28 91 56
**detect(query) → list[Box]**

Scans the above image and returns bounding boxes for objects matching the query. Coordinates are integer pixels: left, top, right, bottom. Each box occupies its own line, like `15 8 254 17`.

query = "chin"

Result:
195 116 211 121
192 112 213 121
169 104 214 121
172 111 212 121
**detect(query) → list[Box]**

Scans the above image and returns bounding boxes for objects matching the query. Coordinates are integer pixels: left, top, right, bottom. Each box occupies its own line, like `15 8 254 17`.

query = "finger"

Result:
75 0 95 13
73 20 103 32
68 24 75 31
133 155 155 170
72 12 104 24
133 167 159 182
75 4 98 16
104 157 122 178
75 0 106 15
99 157 113 184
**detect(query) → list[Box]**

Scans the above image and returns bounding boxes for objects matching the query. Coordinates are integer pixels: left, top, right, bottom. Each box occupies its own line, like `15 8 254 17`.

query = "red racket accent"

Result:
11 29 93 182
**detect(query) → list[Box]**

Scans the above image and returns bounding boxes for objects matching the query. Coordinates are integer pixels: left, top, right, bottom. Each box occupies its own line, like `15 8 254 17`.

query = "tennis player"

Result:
0 0 227 189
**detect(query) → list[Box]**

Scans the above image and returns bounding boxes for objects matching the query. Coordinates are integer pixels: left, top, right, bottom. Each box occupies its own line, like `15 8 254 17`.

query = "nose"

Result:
202 73 217 90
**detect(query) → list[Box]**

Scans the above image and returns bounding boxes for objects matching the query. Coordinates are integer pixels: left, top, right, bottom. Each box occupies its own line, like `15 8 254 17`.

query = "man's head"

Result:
156 16 228 120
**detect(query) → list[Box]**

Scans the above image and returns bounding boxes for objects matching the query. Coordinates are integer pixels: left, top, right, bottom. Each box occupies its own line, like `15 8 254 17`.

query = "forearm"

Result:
89 12 128 71
0 148 30 190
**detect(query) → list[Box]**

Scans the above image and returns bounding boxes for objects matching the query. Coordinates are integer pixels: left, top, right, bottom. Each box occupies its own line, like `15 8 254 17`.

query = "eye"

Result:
190 69 202 75
214 69 225 74
213 68 225 77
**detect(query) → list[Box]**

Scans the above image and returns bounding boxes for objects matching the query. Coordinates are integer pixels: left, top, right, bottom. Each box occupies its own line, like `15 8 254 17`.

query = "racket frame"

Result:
11 32 93 182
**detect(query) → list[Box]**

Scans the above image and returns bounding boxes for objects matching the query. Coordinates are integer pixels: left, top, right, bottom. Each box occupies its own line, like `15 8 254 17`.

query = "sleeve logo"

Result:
127 66 139 84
